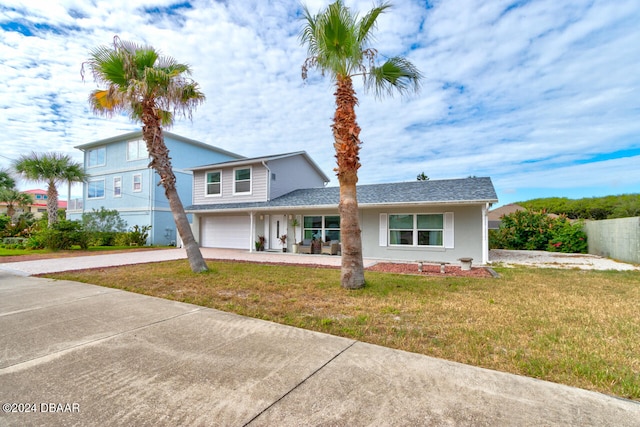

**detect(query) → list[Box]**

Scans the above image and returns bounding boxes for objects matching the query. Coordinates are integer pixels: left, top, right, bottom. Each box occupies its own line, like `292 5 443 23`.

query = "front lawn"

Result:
46 261 640 401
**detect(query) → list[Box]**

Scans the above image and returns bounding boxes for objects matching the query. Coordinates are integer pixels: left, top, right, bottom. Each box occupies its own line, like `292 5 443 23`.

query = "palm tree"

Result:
0 188 33 219
300 1 422 289
13 152 86 225
0 168 16 190
82 36 208 273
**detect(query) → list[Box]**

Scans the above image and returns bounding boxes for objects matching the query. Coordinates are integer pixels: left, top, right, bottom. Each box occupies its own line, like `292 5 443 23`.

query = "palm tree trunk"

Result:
333 75 365 289
141 107 208 273
46 179 59 226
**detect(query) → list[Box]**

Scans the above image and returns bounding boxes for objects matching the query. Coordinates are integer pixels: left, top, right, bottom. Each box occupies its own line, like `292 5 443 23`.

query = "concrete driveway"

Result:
1 250 639 426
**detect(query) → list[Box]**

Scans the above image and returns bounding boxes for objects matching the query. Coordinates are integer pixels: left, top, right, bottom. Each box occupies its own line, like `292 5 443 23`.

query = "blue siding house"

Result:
67 131 242 245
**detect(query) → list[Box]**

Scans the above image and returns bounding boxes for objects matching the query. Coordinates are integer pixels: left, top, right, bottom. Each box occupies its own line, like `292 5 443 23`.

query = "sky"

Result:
1 0 638 207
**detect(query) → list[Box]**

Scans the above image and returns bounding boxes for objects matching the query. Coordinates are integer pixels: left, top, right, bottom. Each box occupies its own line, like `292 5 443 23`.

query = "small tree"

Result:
13 152 86 226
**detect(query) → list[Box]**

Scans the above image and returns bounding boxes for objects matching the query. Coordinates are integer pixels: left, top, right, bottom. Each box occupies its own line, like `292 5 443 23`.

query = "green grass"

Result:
46 261 640 401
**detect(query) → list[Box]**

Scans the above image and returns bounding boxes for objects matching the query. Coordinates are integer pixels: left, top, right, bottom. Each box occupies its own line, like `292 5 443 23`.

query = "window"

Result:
303 215 340 242
206 171 221 196
234 167 251 194
113 177 122 197
88 180 105 199
87 147 106 167
389 214 444 246
133 174 142 192
127 139 147 161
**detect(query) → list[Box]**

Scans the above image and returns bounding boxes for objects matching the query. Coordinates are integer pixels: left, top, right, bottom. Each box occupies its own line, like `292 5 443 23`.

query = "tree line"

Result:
518 194 640 220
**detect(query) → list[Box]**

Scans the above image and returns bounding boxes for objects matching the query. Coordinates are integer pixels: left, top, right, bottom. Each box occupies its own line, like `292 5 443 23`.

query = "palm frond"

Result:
366 56 423 98
356 1 391 46
84 36 205 128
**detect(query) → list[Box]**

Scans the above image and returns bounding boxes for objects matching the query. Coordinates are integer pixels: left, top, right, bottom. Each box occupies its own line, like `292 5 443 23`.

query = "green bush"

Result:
548 219 588 253
36 220 89 250
113 225 151 247
491 211 588 253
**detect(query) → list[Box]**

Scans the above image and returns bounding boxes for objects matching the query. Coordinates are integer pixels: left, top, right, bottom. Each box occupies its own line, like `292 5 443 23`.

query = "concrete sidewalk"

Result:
1 252 639 426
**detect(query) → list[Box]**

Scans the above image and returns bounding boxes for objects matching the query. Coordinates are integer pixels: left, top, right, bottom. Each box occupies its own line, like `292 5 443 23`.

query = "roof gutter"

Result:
186 199 498 214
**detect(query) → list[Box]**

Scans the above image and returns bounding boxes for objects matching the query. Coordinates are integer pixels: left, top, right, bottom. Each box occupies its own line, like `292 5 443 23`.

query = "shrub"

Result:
548 219 588 253
491 211 588 253
82 207 127 233
113 225 151 247
493 210 555 250
36 220 89 250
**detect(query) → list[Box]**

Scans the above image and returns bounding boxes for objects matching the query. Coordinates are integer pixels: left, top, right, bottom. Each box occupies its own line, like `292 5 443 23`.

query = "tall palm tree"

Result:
300 1 422 289
0 188 33 219
13 152 86 225
82 36 208 273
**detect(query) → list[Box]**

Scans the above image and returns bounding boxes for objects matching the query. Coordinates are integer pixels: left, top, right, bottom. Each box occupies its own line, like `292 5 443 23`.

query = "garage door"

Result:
201 216 251 249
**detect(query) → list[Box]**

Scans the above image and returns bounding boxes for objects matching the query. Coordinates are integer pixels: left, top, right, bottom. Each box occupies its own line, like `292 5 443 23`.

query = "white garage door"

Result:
201 216 250 249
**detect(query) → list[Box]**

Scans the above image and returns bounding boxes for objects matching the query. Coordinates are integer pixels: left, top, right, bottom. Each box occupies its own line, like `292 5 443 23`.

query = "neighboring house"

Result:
0 189 66 218
487 203 527 229
185 153 498 264
67 131 243 245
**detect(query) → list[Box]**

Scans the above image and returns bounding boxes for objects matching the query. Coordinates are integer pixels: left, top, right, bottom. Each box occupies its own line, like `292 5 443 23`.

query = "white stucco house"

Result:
185 151 498 264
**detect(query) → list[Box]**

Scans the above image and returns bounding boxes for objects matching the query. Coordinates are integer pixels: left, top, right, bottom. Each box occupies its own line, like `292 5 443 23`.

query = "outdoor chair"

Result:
321 240 340 255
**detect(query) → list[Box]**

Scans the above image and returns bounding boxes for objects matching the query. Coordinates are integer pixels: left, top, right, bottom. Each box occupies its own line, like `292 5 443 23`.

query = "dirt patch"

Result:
367 262 493 278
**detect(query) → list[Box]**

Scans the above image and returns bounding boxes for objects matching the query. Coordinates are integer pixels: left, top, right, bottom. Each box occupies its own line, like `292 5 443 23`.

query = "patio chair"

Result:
321 240 340 255
298 239 313 254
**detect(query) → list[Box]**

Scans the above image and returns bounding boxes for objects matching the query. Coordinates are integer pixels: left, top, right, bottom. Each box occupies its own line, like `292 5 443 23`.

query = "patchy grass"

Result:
46 261 640 401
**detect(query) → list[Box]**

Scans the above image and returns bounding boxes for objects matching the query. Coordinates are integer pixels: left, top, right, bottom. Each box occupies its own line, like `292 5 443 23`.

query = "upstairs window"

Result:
113 177 122 197
127 139 147 161
234 167 251 194
88 180 105 199
206 171 221 196
133 174 142 192
87 147 106 167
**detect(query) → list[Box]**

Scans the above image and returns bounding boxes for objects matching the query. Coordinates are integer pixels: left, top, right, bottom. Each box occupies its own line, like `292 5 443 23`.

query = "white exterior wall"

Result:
194 204 489 264
360 204 486 263
192 164 269 205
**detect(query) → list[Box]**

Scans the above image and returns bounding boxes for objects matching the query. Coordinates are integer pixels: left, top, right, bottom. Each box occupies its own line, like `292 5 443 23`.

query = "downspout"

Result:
482 203 489 264
262 161 271 201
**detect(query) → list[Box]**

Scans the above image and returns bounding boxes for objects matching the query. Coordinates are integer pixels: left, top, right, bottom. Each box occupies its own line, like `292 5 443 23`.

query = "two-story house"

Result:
67 131 243 245
185 152 498 264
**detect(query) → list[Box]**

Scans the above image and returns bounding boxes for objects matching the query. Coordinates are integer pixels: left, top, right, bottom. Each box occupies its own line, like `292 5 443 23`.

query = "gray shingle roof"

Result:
186 177 498 212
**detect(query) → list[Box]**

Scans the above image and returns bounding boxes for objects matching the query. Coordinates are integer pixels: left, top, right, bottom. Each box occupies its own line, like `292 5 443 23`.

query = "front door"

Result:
269 215 286 250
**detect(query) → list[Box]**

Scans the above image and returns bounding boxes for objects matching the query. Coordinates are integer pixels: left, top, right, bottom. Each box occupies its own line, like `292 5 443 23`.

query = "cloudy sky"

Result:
1 0 638 207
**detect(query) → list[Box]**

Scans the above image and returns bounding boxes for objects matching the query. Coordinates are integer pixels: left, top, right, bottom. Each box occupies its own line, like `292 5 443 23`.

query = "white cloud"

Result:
0 0 638 205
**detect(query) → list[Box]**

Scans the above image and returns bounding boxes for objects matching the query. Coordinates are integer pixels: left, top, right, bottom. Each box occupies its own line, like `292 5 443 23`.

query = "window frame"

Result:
388 213 445 247
87 179 105 200
302 215 341 242
113 176 122 198
87 147 106 168
132 173 142 193
233 166 252 195
205 171 222 197
127 139 148 161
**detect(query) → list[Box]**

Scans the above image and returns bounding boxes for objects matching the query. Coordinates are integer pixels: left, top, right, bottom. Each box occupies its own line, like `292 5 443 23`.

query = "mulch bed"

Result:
367 262 494 278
